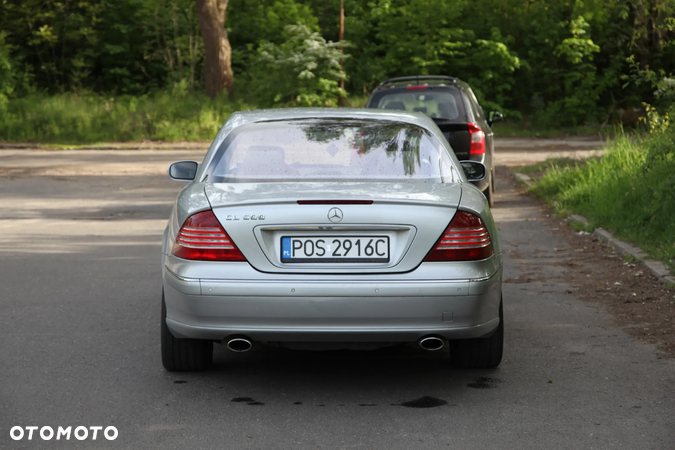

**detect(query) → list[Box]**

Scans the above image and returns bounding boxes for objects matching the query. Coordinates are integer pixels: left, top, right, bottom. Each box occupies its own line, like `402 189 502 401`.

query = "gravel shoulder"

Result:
495 135 606 166
500 180 675 358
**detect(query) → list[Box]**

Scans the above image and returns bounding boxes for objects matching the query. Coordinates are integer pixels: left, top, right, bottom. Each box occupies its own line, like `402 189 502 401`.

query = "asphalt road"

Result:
1 141 674 449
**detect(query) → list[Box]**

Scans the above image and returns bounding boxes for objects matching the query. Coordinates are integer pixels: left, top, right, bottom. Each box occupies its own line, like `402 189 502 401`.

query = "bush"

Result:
245 23 348 107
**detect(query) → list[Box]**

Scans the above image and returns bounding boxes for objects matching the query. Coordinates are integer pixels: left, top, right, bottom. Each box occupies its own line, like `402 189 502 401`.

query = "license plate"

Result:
281 236 390 263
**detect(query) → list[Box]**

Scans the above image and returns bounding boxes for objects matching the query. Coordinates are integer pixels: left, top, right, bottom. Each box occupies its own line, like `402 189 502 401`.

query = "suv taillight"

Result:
424 211 493 261
468 123 485 155
171 210 246 261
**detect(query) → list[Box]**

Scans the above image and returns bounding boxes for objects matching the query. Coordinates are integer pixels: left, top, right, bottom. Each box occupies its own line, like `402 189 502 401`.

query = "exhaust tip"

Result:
419 336 445 351
226 337 252 353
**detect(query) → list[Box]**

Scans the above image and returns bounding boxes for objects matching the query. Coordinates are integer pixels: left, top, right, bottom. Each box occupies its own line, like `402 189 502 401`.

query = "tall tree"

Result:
195 0 233 98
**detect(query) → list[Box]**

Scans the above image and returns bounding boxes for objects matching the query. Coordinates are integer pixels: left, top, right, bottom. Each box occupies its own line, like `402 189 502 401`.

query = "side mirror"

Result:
488 111 504 126
459 161 487 182
168 161 199 181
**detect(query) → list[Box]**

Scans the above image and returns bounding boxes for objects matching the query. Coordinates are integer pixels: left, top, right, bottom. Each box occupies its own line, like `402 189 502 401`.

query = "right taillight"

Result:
171 210 246 261
424 211 493 261
468 123 485 155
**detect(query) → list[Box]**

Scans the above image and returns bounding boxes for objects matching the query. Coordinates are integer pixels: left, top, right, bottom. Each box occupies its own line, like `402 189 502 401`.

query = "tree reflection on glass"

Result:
299 119 425 177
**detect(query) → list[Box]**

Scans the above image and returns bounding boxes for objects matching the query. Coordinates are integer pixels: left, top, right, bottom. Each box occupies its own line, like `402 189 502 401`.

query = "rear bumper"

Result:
163 262 502 343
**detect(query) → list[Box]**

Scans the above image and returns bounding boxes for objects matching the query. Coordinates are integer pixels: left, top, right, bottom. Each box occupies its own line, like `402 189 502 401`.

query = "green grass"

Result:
0 91 252 144
515 157 581 175
527 129 675 272
0 90 618 144
0 92 372 144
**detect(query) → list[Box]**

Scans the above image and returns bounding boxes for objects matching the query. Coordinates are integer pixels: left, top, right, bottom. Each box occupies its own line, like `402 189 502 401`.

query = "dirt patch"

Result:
495 136 605 167
511 184 675 358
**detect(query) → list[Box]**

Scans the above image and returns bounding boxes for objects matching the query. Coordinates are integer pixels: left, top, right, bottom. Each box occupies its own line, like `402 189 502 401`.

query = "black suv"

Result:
366 76 503 206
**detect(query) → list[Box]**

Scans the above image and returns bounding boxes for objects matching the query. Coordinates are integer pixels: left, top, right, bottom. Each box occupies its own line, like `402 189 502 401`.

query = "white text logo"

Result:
10 426 118 441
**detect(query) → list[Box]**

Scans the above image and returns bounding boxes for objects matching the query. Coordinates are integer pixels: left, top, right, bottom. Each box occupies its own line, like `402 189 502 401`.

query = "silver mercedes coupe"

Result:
161 108 503 371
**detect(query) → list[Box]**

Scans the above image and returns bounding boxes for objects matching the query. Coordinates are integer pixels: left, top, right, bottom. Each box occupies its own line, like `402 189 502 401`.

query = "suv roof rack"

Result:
378 75 457 87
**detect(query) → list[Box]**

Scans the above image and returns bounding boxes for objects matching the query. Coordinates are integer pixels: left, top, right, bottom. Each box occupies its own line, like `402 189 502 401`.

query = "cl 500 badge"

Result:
225 215 265 221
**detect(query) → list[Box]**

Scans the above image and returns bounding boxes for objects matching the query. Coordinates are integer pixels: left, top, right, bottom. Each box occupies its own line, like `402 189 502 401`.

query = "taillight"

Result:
405 85 429 90
424 211 493 261
468 123 485 155
171 210 246 261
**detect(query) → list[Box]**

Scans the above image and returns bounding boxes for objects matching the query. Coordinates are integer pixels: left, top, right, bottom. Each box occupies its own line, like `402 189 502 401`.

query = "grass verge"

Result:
0 92 371 145
0 91 252 144
524 128 675 272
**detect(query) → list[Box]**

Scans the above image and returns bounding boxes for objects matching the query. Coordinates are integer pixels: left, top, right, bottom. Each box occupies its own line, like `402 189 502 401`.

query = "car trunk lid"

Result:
204 182 462 274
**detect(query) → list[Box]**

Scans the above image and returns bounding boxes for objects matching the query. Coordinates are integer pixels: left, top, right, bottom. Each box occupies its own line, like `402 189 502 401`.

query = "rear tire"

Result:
449 300 503 369
161 292 212 371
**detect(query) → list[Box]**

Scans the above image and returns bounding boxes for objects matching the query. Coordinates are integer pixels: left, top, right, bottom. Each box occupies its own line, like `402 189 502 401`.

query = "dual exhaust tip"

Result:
226 337 253 353
226 336 444 352
418 336 445 351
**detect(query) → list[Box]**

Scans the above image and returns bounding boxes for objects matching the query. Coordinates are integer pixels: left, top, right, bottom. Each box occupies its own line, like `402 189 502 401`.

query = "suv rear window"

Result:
370 89 467 122
205 119 457 183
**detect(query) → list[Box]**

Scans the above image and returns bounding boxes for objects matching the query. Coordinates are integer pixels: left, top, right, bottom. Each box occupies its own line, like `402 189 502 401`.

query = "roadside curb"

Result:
513 173 534 187
513 172 675 287
590 226 675 286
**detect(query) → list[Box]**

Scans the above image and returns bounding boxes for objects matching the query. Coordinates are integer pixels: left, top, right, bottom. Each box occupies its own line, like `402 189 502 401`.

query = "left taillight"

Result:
468 123 485 155
424 211 493 262
171 210 246 261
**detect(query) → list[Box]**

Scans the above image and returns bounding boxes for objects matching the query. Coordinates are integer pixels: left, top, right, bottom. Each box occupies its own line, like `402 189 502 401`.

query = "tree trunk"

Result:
195 0 233 98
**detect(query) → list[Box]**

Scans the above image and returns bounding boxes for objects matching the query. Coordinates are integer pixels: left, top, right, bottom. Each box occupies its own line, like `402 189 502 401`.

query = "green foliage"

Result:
555 16 600 64
459 30 522 113
369 0 468 75
0 0 189 94
140 0 203 89
246 23 348 107
355 0 520 111
1 0 102 91
625 55 675 104
228 0 319 46
530 106 675 270
0 32 15 110
1 0 675 133
228 0 320 79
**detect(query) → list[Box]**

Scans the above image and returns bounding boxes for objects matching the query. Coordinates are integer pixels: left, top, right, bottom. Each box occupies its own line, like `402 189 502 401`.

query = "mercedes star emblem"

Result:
327 207 344 223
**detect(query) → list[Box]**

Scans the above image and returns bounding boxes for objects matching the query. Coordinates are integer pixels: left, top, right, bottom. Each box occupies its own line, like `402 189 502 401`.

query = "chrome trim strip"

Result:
183 226 222 232
198 277 476 284
165 267 197 282
176 243 235 249
438 241 491 248
180 232 226 238
177 235 231 244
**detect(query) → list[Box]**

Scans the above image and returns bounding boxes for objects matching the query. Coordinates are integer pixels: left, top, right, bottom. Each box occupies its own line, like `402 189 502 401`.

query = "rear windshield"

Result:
204 119 457 183
370 89 467 122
